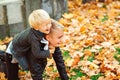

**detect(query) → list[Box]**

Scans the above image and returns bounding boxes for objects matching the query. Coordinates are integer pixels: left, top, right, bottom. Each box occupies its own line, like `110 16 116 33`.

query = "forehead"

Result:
37 19 51 26
42 19 51 24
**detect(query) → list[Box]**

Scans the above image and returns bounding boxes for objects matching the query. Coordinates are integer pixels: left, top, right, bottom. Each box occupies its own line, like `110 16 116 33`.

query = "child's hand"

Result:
48 45 55 59
49 46 55 54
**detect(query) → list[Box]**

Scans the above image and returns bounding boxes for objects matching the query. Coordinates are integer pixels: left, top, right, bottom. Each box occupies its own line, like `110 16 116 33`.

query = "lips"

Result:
46 29 49 31
45 30 50 34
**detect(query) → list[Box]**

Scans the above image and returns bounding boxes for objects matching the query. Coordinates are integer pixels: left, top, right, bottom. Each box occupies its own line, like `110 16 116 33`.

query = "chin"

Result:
55 45 59 47
45 32 49 34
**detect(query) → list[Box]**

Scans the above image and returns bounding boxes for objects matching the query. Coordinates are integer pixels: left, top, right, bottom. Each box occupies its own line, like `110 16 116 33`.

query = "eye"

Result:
58 35 63 39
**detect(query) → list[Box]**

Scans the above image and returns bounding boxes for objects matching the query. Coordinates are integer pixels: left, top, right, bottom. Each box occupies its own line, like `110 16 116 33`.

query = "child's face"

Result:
46 29 64 47
37 19 52 34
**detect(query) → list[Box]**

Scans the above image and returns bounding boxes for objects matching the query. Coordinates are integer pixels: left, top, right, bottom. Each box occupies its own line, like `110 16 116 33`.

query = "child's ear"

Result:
45 35 50 41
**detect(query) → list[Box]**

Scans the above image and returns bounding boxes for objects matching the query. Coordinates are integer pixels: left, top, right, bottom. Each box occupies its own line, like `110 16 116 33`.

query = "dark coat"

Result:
11 27 68 80
11 27 50 70
28 47 69 80
53 47 69 80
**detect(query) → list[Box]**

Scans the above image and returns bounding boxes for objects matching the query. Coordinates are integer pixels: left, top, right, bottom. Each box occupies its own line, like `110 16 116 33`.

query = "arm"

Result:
31 39 50 59
53 47 69 80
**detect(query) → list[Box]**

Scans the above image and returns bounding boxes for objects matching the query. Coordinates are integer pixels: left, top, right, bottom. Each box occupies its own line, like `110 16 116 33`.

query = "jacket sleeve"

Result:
53 47 69 80
31 39 50 59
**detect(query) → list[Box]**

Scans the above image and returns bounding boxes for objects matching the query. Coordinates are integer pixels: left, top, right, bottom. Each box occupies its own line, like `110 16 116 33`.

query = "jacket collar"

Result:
31 28 45 40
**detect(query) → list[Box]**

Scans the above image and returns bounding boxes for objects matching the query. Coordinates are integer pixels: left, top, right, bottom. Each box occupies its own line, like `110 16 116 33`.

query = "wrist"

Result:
49 48 55 54
49 44 54 49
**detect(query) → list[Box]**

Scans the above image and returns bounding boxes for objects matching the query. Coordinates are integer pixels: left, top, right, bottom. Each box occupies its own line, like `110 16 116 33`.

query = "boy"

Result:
5 9 52 80
5 9 68 80
27 20 69 80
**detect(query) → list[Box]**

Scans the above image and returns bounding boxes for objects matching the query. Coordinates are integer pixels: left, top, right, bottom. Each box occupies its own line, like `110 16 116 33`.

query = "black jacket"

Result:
11 27 50 70
11 27 68 79
28 47 69 80
12 27 50 58
53 47 69 80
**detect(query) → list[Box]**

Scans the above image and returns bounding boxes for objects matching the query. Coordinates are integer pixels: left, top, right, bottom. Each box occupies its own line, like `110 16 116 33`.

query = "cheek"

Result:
48 24 52 29
55 39 60 44
52 39 58 44
49 38 53 43
49 37 55 44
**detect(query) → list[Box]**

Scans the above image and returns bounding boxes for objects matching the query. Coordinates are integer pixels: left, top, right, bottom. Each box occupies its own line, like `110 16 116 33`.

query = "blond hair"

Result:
28 9 50 29
49 19 64 35
51 19 64 30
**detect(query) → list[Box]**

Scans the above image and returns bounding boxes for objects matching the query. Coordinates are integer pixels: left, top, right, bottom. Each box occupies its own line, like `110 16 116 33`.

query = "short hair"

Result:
28 9 51 29
51 19 64 30
49 19 64 35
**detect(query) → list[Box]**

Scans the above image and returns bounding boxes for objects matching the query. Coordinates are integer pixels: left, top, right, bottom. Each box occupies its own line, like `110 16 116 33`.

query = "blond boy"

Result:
5 9 68 80
5 9 52 80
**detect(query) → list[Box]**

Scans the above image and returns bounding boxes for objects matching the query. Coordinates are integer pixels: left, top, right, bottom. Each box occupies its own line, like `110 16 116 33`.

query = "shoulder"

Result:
12 27 32 43
30 28 45 40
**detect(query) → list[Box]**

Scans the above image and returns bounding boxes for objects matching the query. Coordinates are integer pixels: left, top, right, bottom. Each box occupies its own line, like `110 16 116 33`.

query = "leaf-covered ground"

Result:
59 0 120 80
0 0 120 80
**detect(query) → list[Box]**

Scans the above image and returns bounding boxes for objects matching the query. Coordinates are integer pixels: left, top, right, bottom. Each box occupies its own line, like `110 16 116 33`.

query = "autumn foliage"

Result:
0 0 120 80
